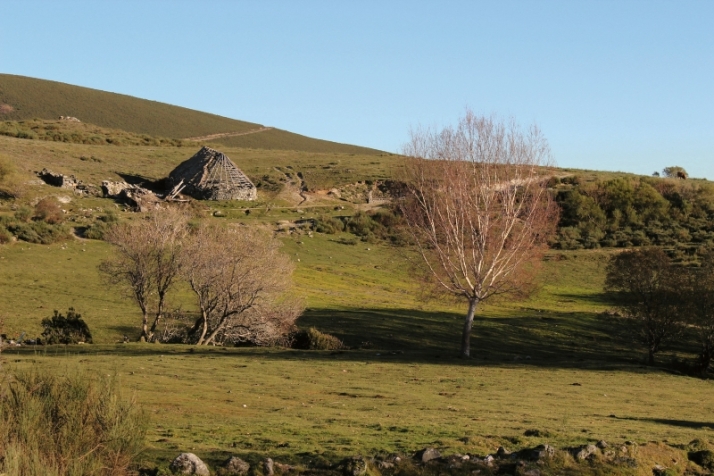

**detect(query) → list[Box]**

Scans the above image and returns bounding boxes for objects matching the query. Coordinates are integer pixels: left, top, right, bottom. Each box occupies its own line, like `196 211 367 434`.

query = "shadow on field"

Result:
5 306 694 372
610 415 714 429
293 307 641 368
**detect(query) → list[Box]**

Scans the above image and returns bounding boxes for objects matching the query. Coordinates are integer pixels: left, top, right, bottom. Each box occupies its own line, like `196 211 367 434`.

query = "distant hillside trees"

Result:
400 111 559 358
552 175 714 256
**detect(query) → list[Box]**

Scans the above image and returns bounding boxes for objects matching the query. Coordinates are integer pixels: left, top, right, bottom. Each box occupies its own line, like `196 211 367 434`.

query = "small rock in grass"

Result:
597 440 608 449
575 444 598 460
343 456 368 476
170 453 210 476
222 456 250 475
415 447 441 463
263 458 274 476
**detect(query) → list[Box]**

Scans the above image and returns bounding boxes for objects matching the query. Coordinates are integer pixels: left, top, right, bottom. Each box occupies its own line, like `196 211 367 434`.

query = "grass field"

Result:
2 229 713 473
1 106 714 474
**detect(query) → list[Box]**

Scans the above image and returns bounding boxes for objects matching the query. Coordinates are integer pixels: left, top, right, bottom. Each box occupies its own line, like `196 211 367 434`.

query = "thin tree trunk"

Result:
150 298 165 335
460 298 478 358
140 310 149 341
195 311 209 346
648 347 655 365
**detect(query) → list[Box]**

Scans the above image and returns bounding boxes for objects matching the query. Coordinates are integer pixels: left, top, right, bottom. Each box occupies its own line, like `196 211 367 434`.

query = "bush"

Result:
34 197 64 224
292 327 343 350
14 206 32 222
41 308 92 344
313 215 345 234
0 367 147 475
0 227 11 244
8 221 72 244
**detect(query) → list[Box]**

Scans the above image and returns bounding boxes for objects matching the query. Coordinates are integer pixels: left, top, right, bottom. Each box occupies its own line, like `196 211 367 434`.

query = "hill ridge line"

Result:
185 127 274 141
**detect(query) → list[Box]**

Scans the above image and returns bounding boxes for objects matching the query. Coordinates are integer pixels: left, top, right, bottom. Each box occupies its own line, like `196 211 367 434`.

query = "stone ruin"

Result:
37 168 80 189
36 168 98 195
101 181 161 212
58 116 81 122
168 146 257 201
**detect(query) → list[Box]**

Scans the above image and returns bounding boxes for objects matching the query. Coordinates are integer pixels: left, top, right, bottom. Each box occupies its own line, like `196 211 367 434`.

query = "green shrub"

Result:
14 206 32 222
689 450 714 470
0 227 11 244
292 327 343 350
41 308 92 344
8 221 72 244
0 367 147 475
314 215 345 234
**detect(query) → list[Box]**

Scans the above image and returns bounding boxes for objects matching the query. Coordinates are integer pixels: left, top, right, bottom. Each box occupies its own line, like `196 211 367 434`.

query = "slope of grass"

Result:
208 128 384 155
0 134 395 192
0 119 186 147
0 74 382 154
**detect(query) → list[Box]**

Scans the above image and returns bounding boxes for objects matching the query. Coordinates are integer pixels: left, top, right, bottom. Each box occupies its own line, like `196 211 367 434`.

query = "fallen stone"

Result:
529 444 555 461
415 447 441 463
169 453 210 476
222 456 250 475
597 440 608 449
575 444 598 460
263 458 274 476
343 456 367 476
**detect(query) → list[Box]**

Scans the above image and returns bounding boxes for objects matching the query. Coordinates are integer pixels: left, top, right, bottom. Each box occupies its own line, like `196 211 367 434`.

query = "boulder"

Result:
263 458 274 476
37 168 80 189
415 447 441 463
343 456 367 476
528 444 555 461
574 444 598 460
222 456 250 475
169 453 210 476
101 180 132 197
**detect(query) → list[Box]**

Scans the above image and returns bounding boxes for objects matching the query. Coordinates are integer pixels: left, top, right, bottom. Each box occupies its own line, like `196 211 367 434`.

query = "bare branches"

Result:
181 224 300 346
101 208 188 341
400 111 558 357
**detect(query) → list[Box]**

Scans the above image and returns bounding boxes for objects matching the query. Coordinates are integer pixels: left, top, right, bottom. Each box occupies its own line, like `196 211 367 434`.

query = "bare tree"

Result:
100 208 187 341
400 111 558 357
605 247 685 365
181 224 301 346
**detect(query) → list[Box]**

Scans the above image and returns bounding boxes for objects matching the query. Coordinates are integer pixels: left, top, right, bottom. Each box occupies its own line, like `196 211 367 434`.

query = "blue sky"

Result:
1 0 712 178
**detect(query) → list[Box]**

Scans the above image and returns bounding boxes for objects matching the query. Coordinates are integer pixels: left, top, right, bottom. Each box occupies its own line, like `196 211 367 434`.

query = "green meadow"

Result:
1 75 714 475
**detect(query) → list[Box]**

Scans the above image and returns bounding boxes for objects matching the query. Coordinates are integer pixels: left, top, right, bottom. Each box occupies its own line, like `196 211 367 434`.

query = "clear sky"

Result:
1 0 712 178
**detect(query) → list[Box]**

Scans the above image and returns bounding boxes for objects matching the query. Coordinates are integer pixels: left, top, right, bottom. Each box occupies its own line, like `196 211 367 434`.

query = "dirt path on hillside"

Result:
185 127 273 141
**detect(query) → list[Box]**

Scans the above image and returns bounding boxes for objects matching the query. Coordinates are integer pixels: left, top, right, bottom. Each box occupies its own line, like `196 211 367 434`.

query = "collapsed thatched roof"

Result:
169 146 257 201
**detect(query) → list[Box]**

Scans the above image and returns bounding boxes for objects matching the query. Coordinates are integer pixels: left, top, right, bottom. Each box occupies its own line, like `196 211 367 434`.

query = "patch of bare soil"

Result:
184 127 273 141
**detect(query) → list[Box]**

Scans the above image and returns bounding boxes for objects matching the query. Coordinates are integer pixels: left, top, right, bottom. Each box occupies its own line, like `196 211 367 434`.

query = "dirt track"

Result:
185 127 273 141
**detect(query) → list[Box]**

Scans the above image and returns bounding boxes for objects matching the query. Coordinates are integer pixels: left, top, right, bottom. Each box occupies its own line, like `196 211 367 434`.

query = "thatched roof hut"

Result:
169 146 257 201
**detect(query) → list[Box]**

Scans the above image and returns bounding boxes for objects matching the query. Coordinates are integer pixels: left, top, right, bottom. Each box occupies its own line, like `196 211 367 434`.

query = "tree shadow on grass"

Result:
5 306 690 372
609 415 714 430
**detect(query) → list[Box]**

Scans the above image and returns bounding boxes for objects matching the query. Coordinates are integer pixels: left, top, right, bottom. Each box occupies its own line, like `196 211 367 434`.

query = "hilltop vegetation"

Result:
0 74 383 154
552 173 714 259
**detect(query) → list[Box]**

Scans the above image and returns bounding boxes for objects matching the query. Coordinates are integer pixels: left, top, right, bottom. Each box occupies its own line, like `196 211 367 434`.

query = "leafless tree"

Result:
605 247 685 365
181 224 301 346
100 208 187 341
400 111 558 358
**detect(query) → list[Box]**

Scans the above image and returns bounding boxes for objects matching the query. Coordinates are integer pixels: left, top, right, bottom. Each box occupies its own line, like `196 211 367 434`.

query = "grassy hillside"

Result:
0 74 383 154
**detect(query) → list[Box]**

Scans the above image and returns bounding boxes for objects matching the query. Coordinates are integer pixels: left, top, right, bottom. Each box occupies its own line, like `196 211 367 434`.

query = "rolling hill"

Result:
0 74 383 155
